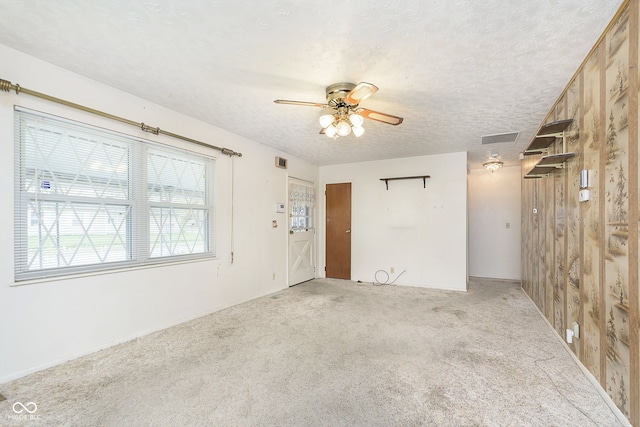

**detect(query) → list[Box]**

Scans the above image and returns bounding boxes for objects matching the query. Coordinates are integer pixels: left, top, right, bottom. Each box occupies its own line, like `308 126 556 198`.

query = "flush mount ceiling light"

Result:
274 82 403 140
483 156 504 172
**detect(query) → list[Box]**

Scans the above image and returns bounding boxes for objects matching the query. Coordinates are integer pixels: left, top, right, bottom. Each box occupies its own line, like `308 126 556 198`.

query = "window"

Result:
14 109 215 281
288 179 315 232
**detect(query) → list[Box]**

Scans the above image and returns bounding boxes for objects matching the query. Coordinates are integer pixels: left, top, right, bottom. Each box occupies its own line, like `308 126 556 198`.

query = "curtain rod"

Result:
0 78 242 157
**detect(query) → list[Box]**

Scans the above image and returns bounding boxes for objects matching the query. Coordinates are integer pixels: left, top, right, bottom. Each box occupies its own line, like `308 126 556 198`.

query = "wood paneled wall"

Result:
521 1 639 424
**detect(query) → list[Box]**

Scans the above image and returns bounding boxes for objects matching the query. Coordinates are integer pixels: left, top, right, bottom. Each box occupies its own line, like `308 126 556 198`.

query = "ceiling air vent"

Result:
275 156 288 169
481 132 520 145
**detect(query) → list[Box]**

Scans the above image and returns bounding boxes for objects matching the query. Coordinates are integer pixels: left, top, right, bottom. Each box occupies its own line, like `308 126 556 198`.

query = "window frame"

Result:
14 108 216 282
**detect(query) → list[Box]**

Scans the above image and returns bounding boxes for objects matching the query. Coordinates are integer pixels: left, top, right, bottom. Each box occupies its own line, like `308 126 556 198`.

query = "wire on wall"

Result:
373 269 406 285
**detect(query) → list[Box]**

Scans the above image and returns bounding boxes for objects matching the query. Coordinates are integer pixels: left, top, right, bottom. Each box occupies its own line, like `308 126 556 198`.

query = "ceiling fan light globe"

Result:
336 120 352 136
319 114 335 128
325 125 337 138
352 126 365 137
349 113 364 127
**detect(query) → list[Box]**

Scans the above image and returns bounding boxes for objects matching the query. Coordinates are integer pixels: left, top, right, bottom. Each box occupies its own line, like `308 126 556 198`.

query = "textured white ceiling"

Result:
0 0 623 168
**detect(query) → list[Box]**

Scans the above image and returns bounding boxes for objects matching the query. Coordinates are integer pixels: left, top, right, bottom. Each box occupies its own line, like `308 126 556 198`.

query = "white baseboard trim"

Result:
469 275 521 284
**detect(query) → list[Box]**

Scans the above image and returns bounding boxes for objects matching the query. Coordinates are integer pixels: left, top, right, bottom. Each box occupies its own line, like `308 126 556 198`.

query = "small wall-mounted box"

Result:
579 189 590 202
275 203 286 213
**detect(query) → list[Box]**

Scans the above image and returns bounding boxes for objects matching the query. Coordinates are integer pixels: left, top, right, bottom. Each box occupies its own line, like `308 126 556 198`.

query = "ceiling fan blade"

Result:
345 82 378 105
359 108 404 126
274 100 327 108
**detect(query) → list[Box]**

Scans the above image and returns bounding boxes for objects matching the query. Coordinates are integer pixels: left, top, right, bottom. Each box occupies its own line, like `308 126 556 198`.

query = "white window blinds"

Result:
14 108 215 281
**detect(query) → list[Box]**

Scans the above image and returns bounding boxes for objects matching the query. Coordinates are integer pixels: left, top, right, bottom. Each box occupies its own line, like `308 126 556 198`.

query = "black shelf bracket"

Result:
380 175 430 190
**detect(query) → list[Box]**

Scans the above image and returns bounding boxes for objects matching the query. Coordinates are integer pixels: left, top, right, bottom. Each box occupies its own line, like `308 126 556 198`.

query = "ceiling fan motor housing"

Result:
325 82 357 106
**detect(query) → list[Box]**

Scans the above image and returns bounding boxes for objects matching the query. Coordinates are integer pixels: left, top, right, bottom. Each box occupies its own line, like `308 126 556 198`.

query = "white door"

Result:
288 178 316 286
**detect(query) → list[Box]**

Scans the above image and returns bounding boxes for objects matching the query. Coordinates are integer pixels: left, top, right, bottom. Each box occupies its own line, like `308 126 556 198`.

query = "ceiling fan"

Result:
274 82 403 138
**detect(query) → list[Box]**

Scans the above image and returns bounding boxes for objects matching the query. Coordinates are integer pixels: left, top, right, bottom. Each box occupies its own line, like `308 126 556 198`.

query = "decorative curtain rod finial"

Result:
0 78 19 93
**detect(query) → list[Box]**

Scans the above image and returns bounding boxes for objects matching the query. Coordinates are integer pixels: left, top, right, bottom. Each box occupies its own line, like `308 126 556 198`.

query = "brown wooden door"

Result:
326 183 351 279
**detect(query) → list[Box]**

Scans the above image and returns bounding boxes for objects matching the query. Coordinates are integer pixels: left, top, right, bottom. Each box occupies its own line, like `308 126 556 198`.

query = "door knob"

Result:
346 229 351 233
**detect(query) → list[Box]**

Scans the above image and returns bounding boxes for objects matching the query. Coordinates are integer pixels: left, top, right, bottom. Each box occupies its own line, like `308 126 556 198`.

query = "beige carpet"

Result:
0 278 625 426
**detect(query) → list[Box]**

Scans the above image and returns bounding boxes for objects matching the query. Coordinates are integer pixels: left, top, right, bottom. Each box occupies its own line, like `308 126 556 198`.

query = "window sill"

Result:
10 255 218 287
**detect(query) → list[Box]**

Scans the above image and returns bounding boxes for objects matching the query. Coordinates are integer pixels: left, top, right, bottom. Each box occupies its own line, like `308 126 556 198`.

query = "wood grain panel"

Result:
600 28 609 389
554 102 567 338
522 161 529 294
578 70 586 365
582 44 604 382
630 1 639 423
544 112 557 322
604 6 631 416
566 81 582 357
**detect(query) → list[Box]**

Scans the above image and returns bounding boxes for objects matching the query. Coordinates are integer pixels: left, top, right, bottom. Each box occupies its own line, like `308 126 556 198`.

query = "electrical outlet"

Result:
506 222 510 229
566 329 574 343
572 321 580 339
390 267 395 274
272 273 275 280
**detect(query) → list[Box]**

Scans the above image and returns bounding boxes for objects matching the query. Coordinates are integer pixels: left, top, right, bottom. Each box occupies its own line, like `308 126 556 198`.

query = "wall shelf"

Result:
523 136 556 155
523 119 573 155
522 118 574 178
524 153 575 178
380 175 430 190
524 153 576 178
536 152 575 166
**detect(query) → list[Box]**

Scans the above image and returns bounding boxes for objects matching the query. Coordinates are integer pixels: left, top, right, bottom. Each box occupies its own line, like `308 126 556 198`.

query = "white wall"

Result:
467 165 521 280
0 44 318 382
318 152 468 291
